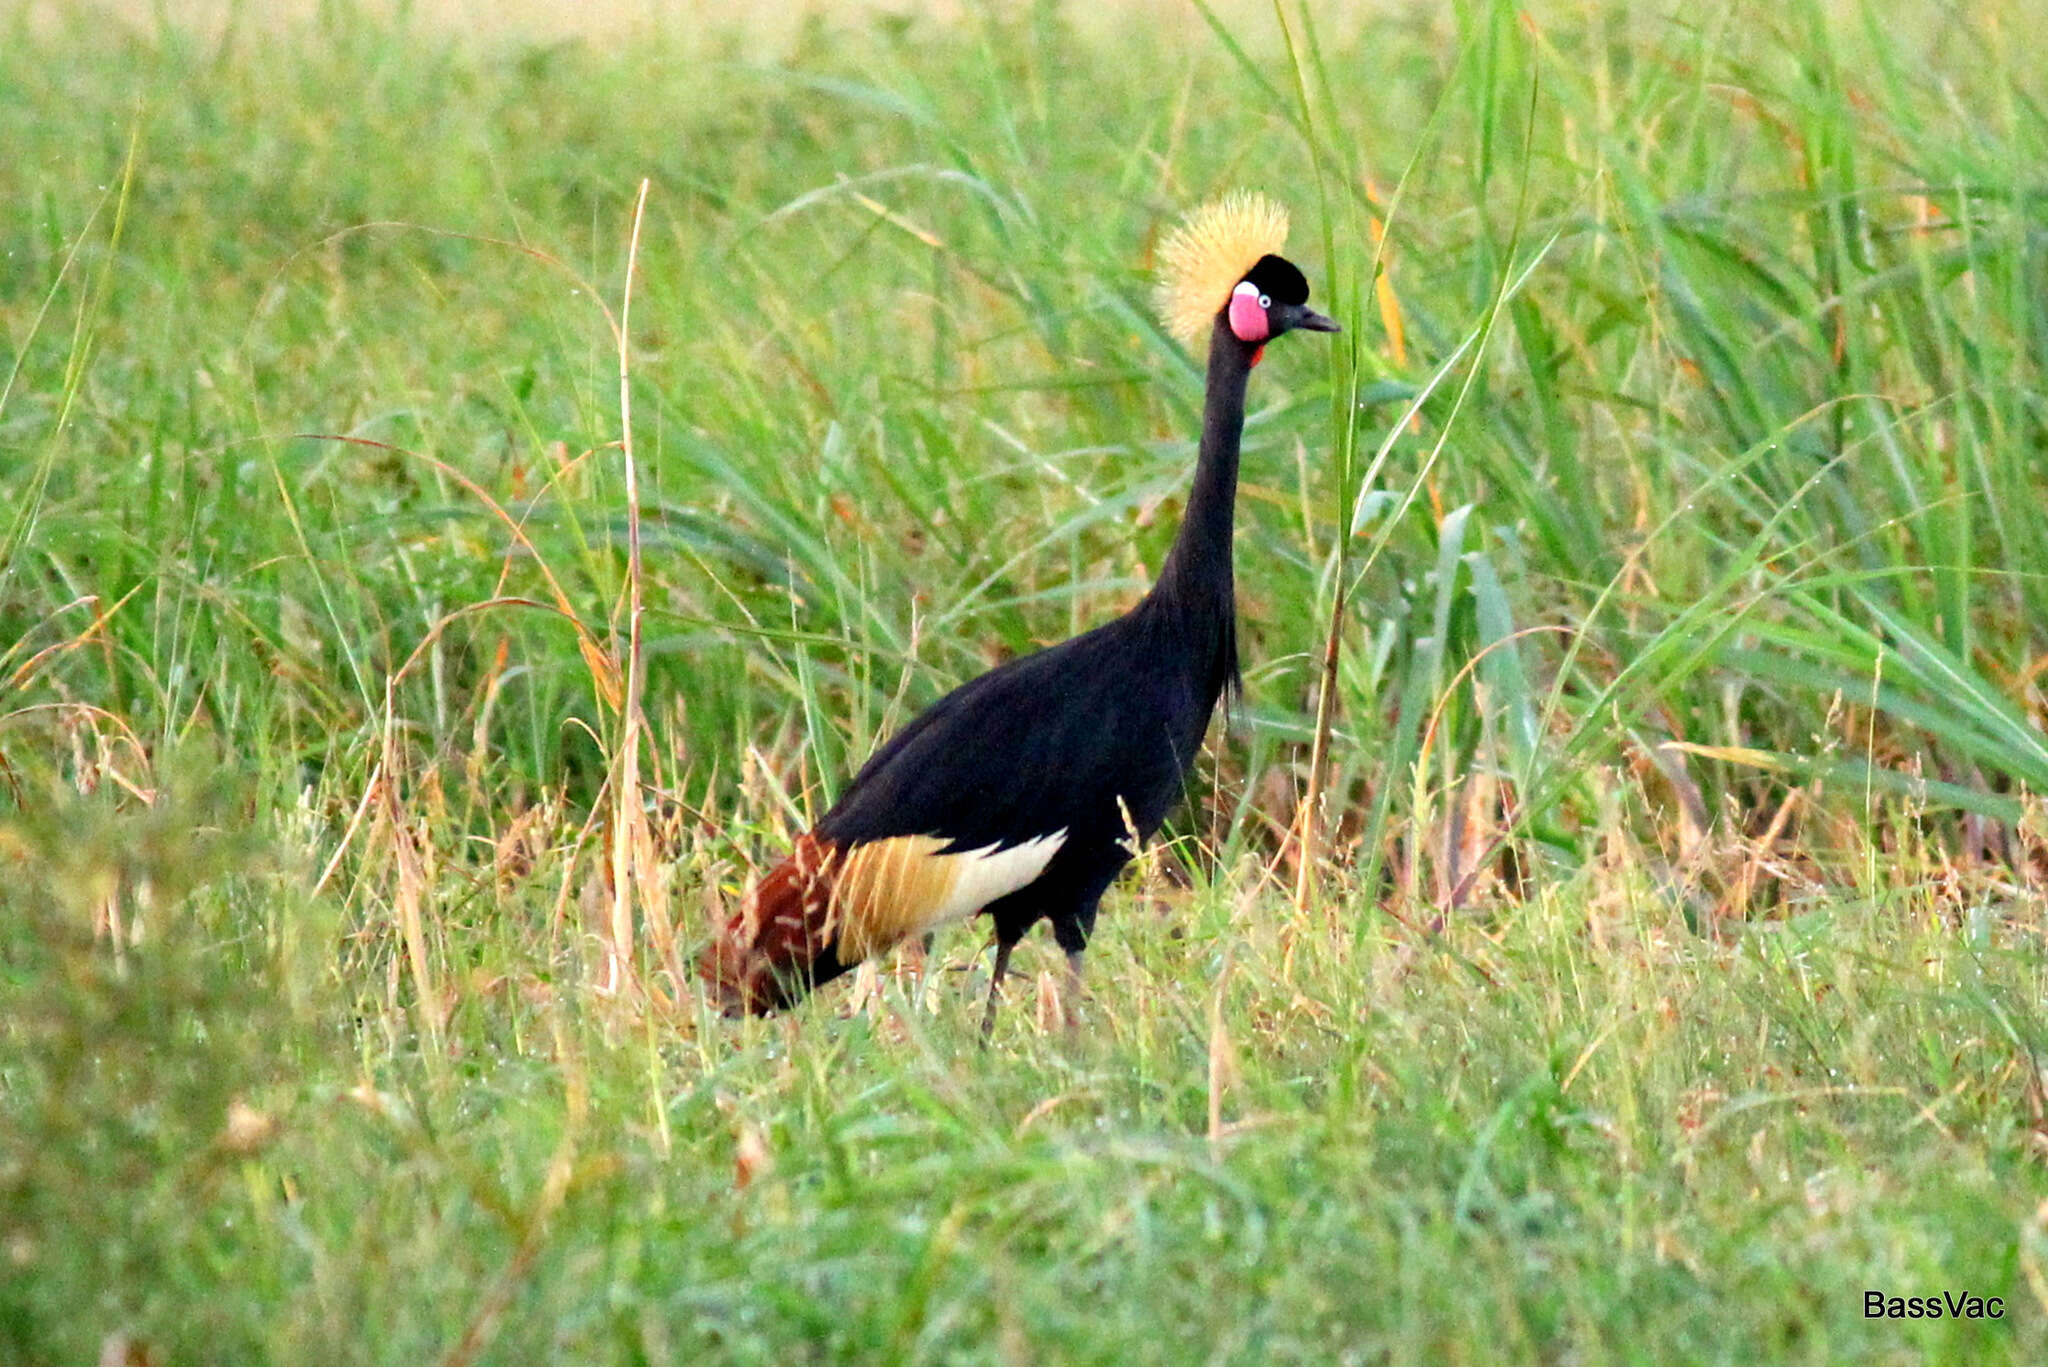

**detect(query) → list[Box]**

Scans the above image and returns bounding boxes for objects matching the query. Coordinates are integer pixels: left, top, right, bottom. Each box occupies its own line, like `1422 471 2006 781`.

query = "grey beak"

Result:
1296 306 1341 333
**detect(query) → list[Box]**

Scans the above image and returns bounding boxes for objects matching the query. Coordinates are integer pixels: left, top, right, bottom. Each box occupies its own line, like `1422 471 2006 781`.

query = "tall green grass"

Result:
3 1 2047 1362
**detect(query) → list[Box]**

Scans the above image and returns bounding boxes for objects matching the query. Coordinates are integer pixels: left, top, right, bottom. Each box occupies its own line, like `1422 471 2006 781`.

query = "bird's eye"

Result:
1257 293 1272 309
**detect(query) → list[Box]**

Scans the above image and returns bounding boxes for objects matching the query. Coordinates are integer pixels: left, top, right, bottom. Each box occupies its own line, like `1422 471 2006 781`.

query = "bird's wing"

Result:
699 823 1069 1013
701 613 1202 1013
821 618 1157 852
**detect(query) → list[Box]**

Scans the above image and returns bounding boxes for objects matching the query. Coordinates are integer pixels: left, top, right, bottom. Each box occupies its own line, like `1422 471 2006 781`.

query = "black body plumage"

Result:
812 318 1257 978
698 245 1335 1022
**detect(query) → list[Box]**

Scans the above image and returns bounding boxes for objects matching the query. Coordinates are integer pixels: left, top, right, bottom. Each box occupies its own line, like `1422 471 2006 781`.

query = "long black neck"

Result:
1149 314 1254 691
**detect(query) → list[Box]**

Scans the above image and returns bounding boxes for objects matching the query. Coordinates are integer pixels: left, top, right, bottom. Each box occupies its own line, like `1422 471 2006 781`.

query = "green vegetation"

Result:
4 0 2047 1360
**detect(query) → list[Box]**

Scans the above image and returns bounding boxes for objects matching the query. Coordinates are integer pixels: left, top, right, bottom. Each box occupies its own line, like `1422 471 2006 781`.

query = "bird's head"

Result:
1155 191 1339 361
1225 253 1341 348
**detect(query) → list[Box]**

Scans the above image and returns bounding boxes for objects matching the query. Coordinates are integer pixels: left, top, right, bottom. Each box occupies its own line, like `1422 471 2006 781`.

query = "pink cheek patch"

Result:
1227 290 1270 344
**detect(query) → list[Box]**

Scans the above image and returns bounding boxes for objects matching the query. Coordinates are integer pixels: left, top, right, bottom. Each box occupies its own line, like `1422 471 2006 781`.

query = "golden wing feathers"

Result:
700 829 1067 1012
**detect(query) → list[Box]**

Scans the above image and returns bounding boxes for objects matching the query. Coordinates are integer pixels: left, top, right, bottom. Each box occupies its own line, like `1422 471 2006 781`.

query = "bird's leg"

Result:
980 938 1015 1042
1048 905 1098 1035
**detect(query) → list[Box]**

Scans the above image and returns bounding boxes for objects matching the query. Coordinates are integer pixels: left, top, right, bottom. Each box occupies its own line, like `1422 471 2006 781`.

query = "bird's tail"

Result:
697 833 847 1014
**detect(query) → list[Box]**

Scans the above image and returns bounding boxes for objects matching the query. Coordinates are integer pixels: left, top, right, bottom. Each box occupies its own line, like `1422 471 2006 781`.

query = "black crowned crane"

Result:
701 192 1339 1033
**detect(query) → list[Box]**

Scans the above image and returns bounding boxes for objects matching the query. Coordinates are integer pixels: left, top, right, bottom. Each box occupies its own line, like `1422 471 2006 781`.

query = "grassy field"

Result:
5 0 2048 1361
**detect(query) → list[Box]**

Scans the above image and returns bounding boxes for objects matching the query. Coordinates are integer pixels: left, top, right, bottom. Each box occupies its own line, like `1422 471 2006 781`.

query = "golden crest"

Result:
1153 191 1291 346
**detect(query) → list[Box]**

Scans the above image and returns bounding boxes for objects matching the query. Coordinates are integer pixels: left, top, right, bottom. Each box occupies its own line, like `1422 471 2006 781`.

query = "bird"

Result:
700 191 1339 1034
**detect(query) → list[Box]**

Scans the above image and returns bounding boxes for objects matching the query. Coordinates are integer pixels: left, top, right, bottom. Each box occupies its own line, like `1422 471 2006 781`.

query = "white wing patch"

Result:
828 829 1068 963
931 830 1069 922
